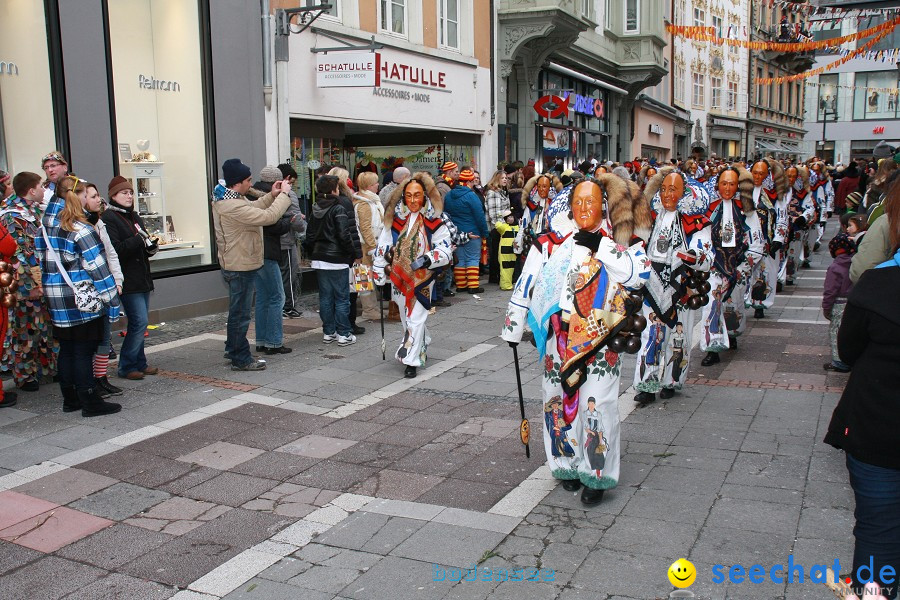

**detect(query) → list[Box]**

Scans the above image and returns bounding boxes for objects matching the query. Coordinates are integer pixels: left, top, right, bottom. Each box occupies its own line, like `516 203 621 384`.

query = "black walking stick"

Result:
511 344 530 458
379 287 386 360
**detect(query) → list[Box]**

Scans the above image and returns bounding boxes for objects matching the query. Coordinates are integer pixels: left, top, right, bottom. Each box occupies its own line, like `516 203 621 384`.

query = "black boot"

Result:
635 391 656 406
467 287 485 294
404 366 417 378
61 385 80 412
754 308 765 319
96 376 124 396
561 479 582 491
79 388 121 418
728 335 738 350
776 281 783 293
0 391 17 408
701 352 720 366
580 487 605 505
659 387 675 400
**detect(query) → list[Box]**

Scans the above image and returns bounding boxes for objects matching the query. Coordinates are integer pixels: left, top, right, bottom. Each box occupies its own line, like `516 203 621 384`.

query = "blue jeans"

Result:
846 453 900 598
456 237 481 268
59 338 99 392
97 316 112 355
316 268 350 337
222 269 258 367
254 259 285 348
431 267 444 302
118 292 149 376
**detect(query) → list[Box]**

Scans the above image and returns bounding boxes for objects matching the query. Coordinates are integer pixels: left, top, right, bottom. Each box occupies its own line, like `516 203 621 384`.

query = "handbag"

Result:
351 263 374 294
40 227 105 313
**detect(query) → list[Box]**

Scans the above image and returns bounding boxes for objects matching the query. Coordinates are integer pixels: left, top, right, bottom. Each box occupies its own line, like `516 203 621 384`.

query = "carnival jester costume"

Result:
373 173 452 378
744 158 787 316
633 168 713 402
809 161 833 249
501 175 651 505
700 165 753 363
780 165 816 286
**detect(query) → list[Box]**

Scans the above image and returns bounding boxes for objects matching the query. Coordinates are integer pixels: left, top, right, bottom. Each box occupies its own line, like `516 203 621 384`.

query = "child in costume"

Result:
501 175 651 505
633 167 714 404
495 209 518 290
373 173 453 378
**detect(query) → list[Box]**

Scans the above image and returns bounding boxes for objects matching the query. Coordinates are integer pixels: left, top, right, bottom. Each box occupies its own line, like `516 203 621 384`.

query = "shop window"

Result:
692 72 705 108
380 0 406 36
107 0 212 272
0 2 56 176
817 74 838 120
625 0 639 32
439 0 458 49
853 71 899 120
693 7 705 28
305 0 339 19
711 76 722 110
859 16 900 53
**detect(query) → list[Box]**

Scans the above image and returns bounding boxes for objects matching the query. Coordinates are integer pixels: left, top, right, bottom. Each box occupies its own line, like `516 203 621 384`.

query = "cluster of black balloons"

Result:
606 293 647 354
681 269 712 310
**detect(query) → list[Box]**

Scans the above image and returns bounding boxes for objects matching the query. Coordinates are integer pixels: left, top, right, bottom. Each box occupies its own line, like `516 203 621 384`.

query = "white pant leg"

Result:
392 288 431 367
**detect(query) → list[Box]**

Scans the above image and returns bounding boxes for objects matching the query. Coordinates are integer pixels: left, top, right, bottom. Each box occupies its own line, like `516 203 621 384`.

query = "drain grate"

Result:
323 354 344 360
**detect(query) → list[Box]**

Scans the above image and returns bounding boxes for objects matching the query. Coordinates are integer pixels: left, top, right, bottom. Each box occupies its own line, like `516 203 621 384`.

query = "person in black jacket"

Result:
304 175 361 346
824 203 900 598
102 176 157 381
249 167 294 355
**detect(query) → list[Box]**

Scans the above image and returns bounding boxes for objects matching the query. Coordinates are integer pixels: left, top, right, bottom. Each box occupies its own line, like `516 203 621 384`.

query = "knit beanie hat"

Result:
440 161 458 172
107 175 133 198
828 233 856 258
503 164 517 175
458 168 475 182
259 165 282 183
222 158 252 187
873 140 893 160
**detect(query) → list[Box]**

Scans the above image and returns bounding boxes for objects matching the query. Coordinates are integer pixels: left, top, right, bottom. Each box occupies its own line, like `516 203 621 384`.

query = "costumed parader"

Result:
500 175 651 505
637 164 658 191
0 220 20 408
633 167 714 405
809 160 833 252
780 165 816 287
373 172 453 379
744 157 787 320
514 173 563 258
700 165 753 366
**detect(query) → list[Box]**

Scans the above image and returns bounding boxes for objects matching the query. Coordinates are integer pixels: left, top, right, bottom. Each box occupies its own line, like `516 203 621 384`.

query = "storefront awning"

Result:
547 62 628 96
780 142 801 153
755 140 782 152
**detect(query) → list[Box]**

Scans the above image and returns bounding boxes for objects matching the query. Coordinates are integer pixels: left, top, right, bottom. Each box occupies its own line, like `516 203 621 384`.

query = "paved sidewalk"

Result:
0 227 854 600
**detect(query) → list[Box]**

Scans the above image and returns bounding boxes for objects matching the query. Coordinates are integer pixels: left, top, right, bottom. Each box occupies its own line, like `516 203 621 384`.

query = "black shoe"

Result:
659 387 675 400
79 388 121 417
635 391 656 405
823 362 850 373
701 352 720 366
728 335 738 350
801 260 811 269
561 479 582 491
754 308 765 319
404 366 417 378
813 242 821 252
580 487 605 506
108 349 117 360
0 392 17 408
467 287 485 294
786 280 795 286
433 300 451 308
61 385 80 412
444 290 456 297
352 325 366 335
283 308 302 319
20 380 39 392
776 281 783 293
256 345 265 352
264 346 293 355
95 376 124 397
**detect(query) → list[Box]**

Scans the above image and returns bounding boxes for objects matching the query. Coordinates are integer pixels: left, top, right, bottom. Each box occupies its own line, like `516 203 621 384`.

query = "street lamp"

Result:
820 107 837 163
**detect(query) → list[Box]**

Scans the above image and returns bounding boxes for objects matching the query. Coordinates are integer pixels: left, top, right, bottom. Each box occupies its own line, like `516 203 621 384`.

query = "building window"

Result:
0 2 56 176
439 0 458 49
692 72 705 108
727 80 738 111
582 0 595 20
605 0 611 29
853 71 900 120
712 15 723 38
756 68 763 106
693 7 705 27
107 0 213 272
625 0 639 32
380 0 406 36
306 0 338 19
711 76 722 109
675 0 685 25
728 22 738 53
768 71 775 108
674 64 685 103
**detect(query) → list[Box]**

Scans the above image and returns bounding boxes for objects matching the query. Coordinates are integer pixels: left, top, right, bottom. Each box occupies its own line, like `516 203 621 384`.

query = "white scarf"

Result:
354 190 384 240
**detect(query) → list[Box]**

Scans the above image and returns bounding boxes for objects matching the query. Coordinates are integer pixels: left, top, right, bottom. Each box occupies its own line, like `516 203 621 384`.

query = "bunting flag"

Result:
754 29 890 85
666 15 900 52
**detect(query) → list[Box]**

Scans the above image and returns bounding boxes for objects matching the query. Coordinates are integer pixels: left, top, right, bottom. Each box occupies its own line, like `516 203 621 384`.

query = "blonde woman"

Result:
35 176 121 416
354 171 384 320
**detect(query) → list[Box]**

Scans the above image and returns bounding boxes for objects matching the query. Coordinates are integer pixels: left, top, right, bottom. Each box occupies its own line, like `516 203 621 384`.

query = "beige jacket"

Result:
850 214 891 283
212 189 291 272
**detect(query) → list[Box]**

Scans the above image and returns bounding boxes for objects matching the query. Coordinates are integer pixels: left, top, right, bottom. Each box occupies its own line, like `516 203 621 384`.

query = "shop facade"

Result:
632 96 676 162
748 121 804 162
707 117 746 160
0 0 268 320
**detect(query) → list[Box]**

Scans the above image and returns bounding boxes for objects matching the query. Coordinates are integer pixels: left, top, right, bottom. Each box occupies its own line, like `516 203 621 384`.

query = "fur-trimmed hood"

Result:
592 173 636 246
737 165 755 214
793 165 810 192
642 165 677 206
522 174 563 209
627 178 652 243
762 157 787 199
383 171 442 228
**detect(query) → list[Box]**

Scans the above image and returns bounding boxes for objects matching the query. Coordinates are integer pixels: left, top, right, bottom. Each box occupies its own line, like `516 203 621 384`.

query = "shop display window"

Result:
0 1 56 176
852 71 900 121
107 0 212 272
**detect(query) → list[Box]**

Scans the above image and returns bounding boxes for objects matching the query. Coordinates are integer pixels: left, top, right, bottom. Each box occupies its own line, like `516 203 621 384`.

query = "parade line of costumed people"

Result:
496 155 836 505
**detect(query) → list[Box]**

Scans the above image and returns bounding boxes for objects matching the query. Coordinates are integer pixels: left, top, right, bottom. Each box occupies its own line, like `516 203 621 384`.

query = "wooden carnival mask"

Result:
403 180 425 213
717 169 739 201
571 180 605 232
751 161 770 187
660 172 684 213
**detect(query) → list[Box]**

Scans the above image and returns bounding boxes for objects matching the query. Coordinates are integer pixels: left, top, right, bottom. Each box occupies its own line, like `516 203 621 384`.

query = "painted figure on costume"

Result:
744 158 786 318
667 322 687 383
546 396 575 458
632 167 714 404
501 175 651 505
700 165 753 365
373 173 453 379
583 397 607 473
780 165 816 286
809 161 833 250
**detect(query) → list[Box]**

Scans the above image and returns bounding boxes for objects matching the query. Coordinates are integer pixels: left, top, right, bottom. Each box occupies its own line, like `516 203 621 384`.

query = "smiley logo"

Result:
668 558 696 588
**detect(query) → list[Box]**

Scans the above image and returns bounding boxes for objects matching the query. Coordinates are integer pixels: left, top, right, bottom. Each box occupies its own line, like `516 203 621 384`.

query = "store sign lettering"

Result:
139 74 180 92
563 92 605 119
372 87 430 103
316 51 378 88
649 123 664 135
873 126 885 134
0 61 18 75
533 95 570 119
379 58 446 89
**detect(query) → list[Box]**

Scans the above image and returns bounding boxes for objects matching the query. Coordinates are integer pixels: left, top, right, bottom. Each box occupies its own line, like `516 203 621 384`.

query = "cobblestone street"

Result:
0 227 853 600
